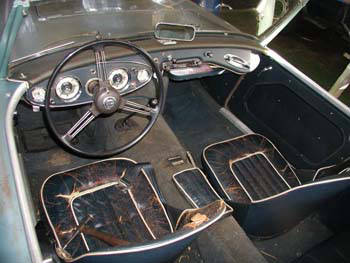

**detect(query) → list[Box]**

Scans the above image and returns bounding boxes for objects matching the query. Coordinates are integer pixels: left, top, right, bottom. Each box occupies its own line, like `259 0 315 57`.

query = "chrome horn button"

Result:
94 87 121 114
103 96 118 111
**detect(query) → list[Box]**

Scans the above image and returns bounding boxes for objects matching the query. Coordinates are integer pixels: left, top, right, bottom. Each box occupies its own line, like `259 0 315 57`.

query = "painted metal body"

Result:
1 1 349 262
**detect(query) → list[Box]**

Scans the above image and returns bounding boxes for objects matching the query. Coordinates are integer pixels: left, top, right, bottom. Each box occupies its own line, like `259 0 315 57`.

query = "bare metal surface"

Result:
10 0 239 63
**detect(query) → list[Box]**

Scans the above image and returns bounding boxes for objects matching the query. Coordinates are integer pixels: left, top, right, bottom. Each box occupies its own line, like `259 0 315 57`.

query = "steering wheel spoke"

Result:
93 45 108 84
120 99 158 117
62 108 99 142
44 40 164 158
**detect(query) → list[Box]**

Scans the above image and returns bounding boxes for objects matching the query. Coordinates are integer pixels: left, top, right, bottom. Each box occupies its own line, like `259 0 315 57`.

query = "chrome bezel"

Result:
108 68 129 91
137 69 151 83
31 87 46 103
55 76 82 102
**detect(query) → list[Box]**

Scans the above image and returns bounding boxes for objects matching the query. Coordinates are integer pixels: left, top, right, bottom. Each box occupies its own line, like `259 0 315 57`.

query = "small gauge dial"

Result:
56 77 81 101
31 87 46 103
108 69 129 91
137 69 150 83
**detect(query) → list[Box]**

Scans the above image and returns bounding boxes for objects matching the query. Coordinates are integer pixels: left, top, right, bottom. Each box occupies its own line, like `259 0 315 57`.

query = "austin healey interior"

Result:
3 0 350 263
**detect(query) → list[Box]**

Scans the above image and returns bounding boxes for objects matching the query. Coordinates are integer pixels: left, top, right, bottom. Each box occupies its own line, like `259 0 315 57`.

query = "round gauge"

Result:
137 69 150 83
108 69 129 91
31 87 46 103
56 77 81 101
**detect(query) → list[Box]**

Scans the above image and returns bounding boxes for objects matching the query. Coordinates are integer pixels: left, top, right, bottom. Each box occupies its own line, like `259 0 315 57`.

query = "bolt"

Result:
204 51 213 58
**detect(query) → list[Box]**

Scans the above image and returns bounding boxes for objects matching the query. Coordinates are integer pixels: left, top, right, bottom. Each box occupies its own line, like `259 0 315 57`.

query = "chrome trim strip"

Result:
5 79 43 262
229 152 292 202
10 41 75 65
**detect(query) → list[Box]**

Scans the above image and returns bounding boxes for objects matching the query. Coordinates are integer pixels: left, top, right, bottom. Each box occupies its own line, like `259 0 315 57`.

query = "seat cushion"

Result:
41 158 173 260
202 134 301 203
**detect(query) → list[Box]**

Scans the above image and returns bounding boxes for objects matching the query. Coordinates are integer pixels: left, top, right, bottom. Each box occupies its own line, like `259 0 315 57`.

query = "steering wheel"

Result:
43 40 164 158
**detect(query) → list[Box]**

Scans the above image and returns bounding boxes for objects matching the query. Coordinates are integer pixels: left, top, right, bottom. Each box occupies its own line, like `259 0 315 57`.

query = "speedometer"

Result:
55 77 81 101
108 69 129 91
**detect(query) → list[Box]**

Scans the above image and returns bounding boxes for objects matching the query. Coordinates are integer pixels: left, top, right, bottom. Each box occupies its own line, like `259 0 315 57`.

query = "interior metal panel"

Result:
228 55 350 169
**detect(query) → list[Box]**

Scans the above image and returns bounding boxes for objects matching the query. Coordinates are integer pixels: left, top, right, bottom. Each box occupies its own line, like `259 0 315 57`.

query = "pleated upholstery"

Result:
231 154 290 201
173 168 221 207
203 134 300 203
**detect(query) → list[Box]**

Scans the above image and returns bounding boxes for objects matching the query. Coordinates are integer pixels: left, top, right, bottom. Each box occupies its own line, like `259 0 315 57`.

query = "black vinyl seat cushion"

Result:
202 134 350 237
41 158 227 263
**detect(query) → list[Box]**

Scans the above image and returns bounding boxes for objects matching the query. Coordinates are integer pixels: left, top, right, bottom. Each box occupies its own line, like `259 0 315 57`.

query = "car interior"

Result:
8 32 350 263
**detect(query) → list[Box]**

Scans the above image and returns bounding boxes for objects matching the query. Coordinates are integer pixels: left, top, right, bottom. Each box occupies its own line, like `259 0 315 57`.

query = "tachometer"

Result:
55 77 81 101
108 69 129 91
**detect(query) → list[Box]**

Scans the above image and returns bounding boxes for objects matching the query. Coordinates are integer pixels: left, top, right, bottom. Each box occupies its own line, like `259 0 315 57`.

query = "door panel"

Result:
229 55 350 169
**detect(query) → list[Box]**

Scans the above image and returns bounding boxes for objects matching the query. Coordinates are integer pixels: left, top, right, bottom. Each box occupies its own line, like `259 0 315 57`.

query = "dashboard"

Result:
19 46 261 109
26 59 152 108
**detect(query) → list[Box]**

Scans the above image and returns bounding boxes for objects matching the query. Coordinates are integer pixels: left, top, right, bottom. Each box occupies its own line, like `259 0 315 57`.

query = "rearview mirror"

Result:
154 23 196 42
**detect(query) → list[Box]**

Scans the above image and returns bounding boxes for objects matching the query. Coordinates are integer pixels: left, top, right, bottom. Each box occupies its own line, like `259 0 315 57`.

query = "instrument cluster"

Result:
26 61 152 108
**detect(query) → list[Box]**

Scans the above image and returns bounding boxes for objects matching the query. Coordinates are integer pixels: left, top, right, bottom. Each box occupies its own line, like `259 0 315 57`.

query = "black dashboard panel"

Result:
26 59 152 108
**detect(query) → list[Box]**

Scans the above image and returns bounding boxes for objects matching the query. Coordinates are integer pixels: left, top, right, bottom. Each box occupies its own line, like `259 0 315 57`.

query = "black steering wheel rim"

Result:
43 39 164 158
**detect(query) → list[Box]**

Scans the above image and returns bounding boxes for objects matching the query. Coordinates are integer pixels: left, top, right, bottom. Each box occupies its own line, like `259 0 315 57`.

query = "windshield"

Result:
10 0 239 64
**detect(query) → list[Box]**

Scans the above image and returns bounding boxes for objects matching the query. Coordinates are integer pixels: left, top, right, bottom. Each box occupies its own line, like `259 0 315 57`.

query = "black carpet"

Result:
164 80 243 165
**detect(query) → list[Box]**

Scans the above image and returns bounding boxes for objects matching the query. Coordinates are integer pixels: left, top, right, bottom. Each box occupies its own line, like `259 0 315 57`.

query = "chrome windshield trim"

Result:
259 0 309 46
10 41 76 65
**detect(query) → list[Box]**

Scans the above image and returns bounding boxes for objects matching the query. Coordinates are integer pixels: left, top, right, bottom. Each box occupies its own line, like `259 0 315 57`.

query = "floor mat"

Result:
164 80 243 165
254 214 333 263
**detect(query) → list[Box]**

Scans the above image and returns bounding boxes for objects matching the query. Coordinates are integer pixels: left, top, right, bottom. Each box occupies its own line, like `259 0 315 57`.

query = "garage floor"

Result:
269 13 350 104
